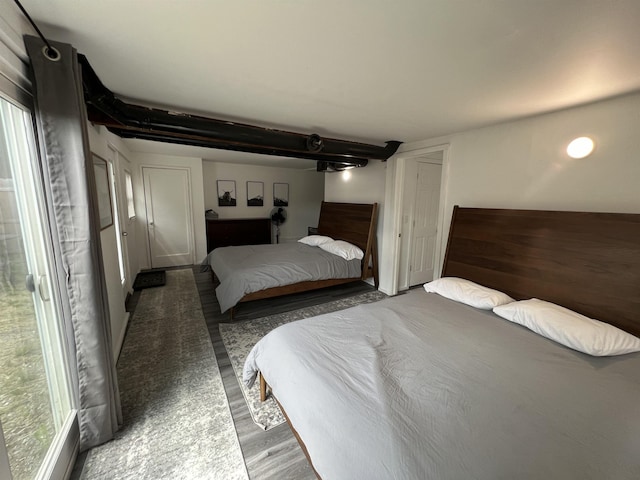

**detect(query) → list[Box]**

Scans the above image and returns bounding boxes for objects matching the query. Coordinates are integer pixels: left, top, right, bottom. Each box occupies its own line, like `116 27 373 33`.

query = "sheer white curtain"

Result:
25 35 121 451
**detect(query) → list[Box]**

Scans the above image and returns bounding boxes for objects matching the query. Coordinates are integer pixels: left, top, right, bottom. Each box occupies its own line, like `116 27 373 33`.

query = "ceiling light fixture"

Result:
566 137 594 159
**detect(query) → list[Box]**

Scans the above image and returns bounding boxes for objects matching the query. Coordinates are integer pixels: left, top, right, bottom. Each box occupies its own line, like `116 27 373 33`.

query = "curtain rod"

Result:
13 0 59 59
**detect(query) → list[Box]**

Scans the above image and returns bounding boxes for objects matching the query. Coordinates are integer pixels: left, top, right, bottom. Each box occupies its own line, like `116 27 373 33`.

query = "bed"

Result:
243 206 640 479
205 201 379 314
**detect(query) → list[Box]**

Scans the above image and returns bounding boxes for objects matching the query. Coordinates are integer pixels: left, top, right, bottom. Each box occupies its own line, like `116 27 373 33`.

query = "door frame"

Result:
384 144 449 296
141 165 196 268
398 158 443 290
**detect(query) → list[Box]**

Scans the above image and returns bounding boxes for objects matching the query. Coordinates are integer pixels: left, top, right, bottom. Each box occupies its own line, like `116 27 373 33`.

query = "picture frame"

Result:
217 180 237 206
247 181 264 206
273 182 289 207
92 154 113 230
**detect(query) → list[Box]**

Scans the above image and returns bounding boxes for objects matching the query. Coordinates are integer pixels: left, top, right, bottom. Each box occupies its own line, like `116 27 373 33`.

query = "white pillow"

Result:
298 235 334 246
493 298 640 356
423 277 514 310
319 240 364 261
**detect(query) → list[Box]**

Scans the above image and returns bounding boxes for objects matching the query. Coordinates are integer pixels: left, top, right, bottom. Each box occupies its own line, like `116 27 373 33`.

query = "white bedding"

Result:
243 289 640 480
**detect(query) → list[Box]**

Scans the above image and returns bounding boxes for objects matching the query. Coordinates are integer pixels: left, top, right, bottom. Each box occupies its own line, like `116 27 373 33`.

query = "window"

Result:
125 170 135 219
0 95 74 480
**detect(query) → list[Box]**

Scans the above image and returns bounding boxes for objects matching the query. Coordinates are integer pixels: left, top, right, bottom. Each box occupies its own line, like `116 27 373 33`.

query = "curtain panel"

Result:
24 35 121 451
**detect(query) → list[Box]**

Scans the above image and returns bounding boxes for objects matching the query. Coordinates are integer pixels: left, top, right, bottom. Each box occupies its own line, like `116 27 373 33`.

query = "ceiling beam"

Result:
78 55 401 167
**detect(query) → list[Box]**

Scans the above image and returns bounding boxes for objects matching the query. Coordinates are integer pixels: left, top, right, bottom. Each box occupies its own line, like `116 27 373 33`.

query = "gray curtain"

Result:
24 36 121 451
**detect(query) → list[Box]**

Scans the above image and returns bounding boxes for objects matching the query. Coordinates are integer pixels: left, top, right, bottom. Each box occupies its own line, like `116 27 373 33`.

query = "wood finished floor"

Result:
72 266 377 480
194 267 377 480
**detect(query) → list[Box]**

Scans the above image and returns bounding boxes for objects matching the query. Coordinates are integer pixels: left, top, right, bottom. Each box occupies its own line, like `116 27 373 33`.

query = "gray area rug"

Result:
219 290 388 430
81 269 248 480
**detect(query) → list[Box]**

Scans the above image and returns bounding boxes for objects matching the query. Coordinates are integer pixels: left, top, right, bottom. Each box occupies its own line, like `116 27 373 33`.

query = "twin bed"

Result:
242 206 640 479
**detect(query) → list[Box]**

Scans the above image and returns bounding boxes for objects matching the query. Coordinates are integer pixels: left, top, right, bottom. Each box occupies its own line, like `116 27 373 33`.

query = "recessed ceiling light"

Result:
567 137 594 159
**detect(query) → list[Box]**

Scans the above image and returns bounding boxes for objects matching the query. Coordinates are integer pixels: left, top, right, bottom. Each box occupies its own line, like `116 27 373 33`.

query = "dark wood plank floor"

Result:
194 266 377 479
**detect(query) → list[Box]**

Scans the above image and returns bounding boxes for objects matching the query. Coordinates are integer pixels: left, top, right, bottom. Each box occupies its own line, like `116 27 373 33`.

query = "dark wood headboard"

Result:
442 206 640 337
317 201 379 287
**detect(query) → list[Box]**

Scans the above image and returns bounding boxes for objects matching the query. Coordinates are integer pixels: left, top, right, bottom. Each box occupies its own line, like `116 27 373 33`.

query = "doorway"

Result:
142 166 195 268
396 149 445 291
398 159 442 289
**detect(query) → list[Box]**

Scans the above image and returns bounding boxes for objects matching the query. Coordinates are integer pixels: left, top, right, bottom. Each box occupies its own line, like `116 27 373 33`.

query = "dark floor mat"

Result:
132 270 166 290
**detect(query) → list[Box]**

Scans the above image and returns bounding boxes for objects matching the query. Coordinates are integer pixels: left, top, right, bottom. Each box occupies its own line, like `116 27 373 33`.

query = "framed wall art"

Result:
217 180 237 206
92 154 113 230
273 182 289 207
247 181 264 206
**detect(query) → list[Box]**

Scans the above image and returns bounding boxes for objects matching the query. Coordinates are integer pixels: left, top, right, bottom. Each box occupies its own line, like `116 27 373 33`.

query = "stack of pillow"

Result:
423 276 640 357
298 235 364 261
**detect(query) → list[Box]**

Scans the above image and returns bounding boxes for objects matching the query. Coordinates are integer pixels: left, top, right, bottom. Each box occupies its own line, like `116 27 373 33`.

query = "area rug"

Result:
80 269 248 480
219 290 388 430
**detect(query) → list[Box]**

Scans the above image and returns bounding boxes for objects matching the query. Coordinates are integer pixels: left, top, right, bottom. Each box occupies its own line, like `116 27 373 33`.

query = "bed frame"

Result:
234 201 379 307
442 206 640 337
259 205 640 478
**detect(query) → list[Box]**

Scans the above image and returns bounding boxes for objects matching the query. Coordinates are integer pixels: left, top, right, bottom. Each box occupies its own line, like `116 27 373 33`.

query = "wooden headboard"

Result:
317 201 379 287
442 206 640 337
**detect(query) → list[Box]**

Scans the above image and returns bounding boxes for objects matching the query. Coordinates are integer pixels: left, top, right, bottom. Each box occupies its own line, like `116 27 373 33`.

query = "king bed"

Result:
205 201 379 314
243 206 640 479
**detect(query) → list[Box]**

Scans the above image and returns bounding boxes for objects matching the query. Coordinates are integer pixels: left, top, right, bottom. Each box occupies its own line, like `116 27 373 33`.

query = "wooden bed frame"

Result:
260 205 640 477
233 201 379 308
442 206 640 337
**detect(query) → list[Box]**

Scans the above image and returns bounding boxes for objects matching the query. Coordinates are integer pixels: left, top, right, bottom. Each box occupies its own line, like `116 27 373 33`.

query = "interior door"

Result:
398 156 443 289
142 166 194 268
107 146 132 297
408 161 442 286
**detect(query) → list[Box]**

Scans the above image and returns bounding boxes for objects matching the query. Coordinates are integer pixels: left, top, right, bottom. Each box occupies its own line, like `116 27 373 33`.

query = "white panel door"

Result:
408 161 442 286
107 146 130 297
143 166 194 268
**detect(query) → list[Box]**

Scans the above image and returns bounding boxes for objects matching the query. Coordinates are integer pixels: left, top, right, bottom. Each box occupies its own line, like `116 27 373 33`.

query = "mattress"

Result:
243 289 640 480
206 242 361 312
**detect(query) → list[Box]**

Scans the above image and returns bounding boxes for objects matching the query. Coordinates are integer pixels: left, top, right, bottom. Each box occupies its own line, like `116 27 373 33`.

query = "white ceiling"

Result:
24 0 640 168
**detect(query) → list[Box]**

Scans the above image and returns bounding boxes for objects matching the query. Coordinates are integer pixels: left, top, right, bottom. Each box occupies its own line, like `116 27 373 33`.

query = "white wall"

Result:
324 161 388 206
202 161 325 243
134 152 207 265
334 93 640 293
409 91 640 244
324 161 389 286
